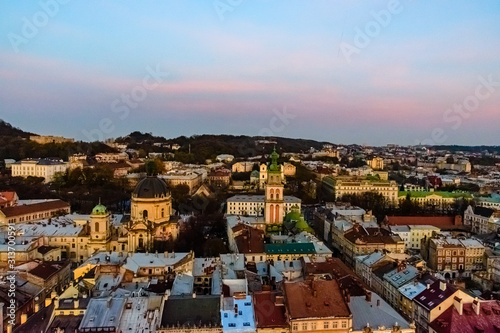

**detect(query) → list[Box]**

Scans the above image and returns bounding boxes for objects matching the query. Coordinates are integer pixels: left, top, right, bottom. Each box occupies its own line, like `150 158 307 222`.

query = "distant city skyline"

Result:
1 1 499 146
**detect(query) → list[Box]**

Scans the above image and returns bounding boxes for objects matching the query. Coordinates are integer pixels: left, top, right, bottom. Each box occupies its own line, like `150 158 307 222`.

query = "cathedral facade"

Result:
126 176 178 252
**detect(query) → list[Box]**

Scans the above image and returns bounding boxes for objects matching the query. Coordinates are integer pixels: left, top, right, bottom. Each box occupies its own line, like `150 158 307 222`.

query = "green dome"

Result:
92 203 108 215
295 217 311 232
285 206 301 222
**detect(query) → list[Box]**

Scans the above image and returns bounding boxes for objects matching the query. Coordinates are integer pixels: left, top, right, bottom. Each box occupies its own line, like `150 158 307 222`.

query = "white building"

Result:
11 158 68 182
464 205 500 234
226 195 300 217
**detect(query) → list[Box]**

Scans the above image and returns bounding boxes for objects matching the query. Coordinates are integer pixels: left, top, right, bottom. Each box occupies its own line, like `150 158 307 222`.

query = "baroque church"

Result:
87 175 178 254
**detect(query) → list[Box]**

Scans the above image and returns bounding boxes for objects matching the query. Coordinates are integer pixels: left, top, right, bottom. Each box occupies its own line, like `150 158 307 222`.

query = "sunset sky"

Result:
1 1 499 145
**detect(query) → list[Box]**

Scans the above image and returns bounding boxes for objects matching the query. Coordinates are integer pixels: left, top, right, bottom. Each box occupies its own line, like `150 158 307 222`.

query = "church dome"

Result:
285 205 301 222
92 203 108 215
132 176 170 199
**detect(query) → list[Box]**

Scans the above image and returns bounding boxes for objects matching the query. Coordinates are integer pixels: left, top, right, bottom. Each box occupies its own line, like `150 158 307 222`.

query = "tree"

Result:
145 158 165 176
171 184 190 208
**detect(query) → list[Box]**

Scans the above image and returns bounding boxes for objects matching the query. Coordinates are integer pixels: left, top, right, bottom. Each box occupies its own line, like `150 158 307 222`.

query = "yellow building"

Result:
162 171 202 194
398 190 472 210
87 202 112 254
367 157 384 170
284 280 352 333
128 176 177 252
335 180 398 204
232 161 255 173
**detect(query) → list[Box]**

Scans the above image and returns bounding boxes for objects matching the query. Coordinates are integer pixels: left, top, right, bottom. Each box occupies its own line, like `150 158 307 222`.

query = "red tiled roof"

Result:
385 216 459 227
1 200 70 218
343 226 400 245
430 300 500 333
0 191 16 204
253 292 288 328
233 224 265 254
284 279 351 319
29 261 69 280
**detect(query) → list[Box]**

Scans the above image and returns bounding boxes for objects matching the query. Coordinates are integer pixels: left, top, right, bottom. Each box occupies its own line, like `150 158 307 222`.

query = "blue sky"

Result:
0 1 499 145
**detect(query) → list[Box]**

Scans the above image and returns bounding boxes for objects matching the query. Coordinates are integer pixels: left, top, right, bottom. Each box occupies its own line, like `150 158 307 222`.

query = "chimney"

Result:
439 281 446 291
426 283 431 290
366 291 372 302
45 297 52 307
192 293 197 299
20 313 27 324
473 298 480 315
34 303 40 312
454 296 463 315
54 297 60 309
107 297 112 308
74 298 80 309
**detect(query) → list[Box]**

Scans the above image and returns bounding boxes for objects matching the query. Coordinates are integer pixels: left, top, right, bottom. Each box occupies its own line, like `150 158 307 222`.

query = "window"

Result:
342 321 347 328
311 322 316 330
302 323 308 330
324 321 329 329
332 321 338 328
292 323 298 331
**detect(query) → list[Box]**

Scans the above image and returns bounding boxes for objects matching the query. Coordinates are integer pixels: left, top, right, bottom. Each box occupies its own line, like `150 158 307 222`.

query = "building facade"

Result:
11 158 68 182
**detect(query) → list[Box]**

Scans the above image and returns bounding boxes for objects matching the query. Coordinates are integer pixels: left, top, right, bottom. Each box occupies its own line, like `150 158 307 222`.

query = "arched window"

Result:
95 222 99 233
270 189 274 199
270 204 274 223
161 208 165 218
142 210 148 220
276 189 280 200
275 205 280 223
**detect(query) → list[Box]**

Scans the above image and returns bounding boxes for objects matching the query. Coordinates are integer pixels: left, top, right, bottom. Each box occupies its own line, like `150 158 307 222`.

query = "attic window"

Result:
420 296 426 301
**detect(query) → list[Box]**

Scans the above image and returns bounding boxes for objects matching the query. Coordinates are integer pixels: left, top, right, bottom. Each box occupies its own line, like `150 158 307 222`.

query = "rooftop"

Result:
1 199 69 218
227 194 301 203
385 216 459 227
399 282 427 300
265 243 316 255
350 293 412 331
429 300 500 333
284 279 351 319
253 292 287 329
78 297 127 330
414 279 457 310
161 296 221 328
